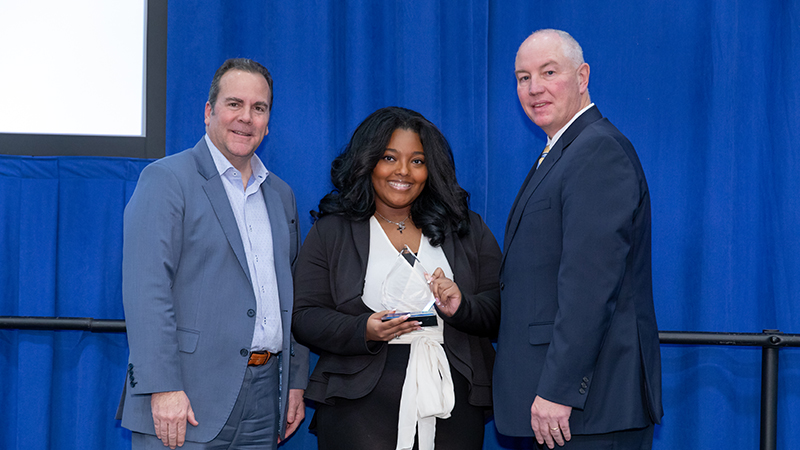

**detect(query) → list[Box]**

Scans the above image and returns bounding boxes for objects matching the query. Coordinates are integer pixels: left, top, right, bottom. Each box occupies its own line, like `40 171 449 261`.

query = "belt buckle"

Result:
248 351 271 366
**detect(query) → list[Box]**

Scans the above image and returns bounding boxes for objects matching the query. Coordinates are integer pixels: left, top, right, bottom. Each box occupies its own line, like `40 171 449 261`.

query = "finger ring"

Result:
550 426 560 432
394 333 398 339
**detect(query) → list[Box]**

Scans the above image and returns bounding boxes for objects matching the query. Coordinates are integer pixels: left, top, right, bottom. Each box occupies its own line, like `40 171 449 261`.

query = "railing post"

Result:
760 329 780 450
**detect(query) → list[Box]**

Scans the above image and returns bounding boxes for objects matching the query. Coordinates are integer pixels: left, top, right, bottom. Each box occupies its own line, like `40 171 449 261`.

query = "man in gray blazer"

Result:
493 30 662 449
119 58 309 449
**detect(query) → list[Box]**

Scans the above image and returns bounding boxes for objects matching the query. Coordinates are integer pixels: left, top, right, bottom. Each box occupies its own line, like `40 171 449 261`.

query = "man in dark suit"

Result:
119 58 308 449
493 29 663 449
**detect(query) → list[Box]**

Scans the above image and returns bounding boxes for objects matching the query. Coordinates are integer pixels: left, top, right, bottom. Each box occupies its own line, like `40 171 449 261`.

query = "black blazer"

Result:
493 106 663 436
292 211 501 408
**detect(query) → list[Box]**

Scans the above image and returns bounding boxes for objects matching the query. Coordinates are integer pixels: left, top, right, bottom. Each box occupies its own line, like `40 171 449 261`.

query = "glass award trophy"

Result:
380 245 438 326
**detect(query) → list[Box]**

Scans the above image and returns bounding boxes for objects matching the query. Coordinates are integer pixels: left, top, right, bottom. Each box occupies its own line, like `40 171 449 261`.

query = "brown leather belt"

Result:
248 351 273 366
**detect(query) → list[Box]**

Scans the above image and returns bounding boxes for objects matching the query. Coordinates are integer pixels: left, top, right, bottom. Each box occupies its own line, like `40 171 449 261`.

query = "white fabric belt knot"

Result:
396 336 454 450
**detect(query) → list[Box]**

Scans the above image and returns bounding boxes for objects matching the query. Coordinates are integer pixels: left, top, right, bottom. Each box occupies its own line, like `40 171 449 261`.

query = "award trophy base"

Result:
381 311 437 327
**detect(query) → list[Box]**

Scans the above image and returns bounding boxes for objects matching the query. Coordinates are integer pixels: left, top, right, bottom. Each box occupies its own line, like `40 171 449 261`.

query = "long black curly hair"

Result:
314 106 469 246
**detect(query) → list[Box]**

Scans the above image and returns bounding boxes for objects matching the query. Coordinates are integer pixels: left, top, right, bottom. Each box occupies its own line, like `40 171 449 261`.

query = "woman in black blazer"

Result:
292 107 501 450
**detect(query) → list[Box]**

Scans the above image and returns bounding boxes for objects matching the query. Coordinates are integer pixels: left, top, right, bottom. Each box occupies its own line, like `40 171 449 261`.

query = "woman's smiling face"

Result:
371 128 427 215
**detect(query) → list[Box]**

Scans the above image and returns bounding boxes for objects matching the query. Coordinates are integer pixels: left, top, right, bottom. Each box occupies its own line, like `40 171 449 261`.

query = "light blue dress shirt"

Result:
205 135 283 353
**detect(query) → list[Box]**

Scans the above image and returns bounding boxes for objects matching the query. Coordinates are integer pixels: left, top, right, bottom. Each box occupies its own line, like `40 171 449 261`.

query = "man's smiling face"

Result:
515 32 589 137
204 69 271 166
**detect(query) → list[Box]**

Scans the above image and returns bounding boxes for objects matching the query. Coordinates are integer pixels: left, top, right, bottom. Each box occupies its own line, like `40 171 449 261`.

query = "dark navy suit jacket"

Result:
493 106 663 436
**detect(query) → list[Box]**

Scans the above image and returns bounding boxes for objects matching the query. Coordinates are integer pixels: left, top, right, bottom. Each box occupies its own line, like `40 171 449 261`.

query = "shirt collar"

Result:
204 134 269 184
547 103 595 150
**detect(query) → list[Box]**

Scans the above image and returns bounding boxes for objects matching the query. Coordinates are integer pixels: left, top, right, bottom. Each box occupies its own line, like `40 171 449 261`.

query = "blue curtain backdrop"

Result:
1 0 799 448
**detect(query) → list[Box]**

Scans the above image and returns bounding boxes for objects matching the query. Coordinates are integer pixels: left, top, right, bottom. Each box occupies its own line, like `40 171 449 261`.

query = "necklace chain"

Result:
375 211 410 233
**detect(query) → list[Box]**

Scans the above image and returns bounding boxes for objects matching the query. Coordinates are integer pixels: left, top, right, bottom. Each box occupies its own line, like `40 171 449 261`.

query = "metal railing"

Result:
1 316 798 450
658 329 800 450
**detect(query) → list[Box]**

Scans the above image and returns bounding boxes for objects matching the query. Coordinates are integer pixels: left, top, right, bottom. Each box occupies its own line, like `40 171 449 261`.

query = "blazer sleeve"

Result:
122 162 185 395
289 337 310 389
286 190 310 390
292 220 379 356
536 134 642 409
439 214 502 337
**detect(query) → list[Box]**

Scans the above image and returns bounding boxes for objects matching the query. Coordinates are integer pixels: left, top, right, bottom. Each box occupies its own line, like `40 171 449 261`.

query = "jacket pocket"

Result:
521 197 551 217
177 327 200 353
528 322 554 345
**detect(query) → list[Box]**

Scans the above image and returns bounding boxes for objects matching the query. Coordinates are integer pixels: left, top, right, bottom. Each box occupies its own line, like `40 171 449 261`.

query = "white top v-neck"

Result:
362 216 452 344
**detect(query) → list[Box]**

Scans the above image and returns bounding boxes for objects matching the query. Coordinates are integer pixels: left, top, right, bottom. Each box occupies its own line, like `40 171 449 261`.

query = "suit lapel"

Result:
352 218 370 267
501 106 603 268
504 159 539 238
502 141 563 258
262 179 289 262
441 228 457 276
261 176 293 315
194 140 252 283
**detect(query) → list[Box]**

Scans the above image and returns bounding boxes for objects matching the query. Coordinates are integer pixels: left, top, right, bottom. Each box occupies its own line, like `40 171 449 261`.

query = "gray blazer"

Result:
118 138 309 442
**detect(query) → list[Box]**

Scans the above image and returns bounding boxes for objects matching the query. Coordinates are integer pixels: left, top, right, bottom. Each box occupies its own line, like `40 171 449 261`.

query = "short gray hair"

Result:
531 29 585 69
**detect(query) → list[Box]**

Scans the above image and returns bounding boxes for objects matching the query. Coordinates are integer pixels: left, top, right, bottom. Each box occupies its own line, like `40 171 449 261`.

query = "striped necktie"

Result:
536 145 550 169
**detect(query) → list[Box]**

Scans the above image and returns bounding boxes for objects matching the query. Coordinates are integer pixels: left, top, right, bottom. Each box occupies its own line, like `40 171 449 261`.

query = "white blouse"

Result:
362 216 456 450
362 216 453 344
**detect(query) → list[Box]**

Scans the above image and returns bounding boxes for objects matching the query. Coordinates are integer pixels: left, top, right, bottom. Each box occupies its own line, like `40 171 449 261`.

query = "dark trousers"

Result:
314 345 485 450
532 425 655 450
132 356 280 450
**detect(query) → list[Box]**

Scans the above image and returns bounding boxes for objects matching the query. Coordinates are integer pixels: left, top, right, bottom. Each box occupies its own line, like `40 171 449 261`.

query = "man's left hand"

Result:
278 389 305 443
531 395 572 449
